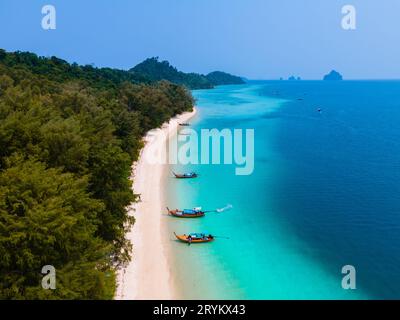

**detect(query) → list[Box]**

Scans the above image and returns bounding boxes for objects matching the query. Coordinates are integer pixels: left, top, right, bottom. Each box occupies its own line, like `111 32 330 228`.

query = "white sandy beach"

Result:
115 108 197 300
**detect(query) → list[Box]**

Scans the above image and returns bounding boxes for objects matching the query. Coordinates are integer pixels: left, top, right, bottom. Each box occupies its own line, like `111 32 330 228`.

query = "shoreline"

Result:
115 107 197 300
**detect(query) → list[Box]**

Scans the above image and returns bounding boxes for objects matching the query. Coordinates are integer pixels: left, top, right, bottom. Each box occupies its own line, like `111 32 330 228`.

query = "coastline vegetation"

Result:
131 57 245 89
0 49 194 299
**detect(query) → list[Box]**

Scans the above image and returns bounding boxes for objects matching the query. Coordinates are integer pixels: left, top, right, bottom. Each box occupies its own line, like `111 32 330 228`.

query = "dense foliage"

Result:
130 57 213 89
131 57 245 89
0 50 151 90
205 71 245 85
0 49 194 299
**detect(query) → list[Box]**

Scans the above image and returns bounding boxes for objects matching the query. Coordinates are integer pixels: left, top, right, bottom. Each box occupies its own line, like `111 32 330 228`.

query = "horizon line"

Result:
2 48 400 82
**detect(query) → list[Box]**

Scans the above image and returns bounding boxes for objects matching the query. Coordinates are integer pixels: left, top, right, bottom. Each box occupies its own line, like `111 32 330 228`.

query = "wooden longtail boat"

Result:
179 123 190 126
167 207 205 218
174 232 214 244
173 172 198 179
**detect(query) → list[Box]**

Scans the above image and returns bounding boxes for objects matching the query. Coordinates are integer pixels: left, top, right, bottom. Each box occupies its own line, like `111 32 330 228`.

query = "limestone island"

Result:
323 70 343 81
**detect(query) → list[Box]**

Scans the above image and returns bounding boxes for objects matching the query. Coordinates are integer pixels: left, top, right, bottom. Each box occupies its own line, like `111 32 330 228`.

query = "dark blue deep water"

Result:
267 80 400 299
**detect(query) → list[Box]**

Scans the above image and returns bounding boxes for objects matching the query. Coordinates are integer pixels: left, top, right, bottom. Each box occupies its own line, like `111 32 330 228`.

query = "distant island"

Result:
206 71 245 86
288 76 301 81
323 70 343 81
130 57 244 89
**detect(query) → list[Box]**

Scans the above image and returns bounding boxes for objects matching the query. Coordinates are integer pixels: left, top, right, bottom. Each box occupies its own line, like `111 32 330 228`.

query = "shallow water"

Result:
165 81 400 299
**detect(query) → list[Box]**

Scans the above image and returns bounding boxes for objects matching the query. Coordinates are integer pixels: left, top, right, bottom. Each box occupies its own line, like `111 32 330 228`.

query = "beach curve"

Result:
115 107 197 300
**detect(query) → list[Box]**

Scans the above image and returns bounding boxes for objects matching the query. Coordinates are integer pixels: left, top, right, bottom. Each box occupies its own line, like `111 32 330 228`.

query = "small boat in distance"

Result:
174 232 214 244
167 207 205 218
173 171 198 179
179 122 190 126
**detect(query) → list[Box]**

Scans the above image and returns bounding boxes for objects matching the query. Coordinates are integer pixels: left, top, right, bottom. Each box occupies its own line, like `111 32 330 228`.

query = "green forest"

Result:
131 57 244 89
0 49 194 299
205 71 245 86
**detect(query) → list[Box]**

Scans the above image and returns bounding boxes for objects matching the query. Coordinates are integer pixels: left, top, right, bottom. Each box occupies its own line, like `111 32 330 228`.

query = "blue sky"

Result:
0 0 399 79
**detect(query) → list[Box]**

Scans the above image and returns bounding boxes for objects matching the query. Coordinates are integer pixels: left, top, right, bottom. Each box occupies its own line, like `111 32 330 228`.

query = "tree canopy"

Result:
205 71 245 85
130 57 245 89
0 49 194 299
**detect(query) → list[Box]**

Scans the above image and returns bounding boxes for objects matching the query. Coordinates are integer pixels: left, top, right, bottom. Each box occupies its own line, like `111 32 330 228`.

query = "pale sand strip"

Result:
115 108 197 300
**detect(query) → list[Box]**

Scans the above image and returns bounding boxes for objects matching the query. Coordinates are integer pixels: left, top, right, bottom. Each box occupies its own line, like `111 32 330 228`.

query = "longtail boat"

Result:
173 172 198 179
174 232 214 244
167 207 205 218
179 123 190 126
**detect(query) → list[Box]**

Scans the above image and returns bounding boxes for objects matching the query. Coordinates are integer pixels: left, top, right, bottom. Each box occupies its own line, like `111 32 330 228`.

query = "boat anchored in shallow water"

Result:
174 232 214 244
167 205 233 218
173 171 198 179
167 207 205 218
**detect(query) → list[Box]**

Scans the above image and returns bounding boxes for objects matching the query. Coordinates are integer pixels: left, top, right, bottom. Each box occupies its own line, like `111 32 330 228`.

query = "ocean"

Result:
165 81 400 299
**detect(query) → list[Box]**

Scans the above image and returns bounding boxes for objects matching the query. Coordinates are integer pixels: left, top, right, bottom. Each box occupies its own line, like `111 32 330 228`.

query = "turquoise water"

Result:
166 81 400 299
